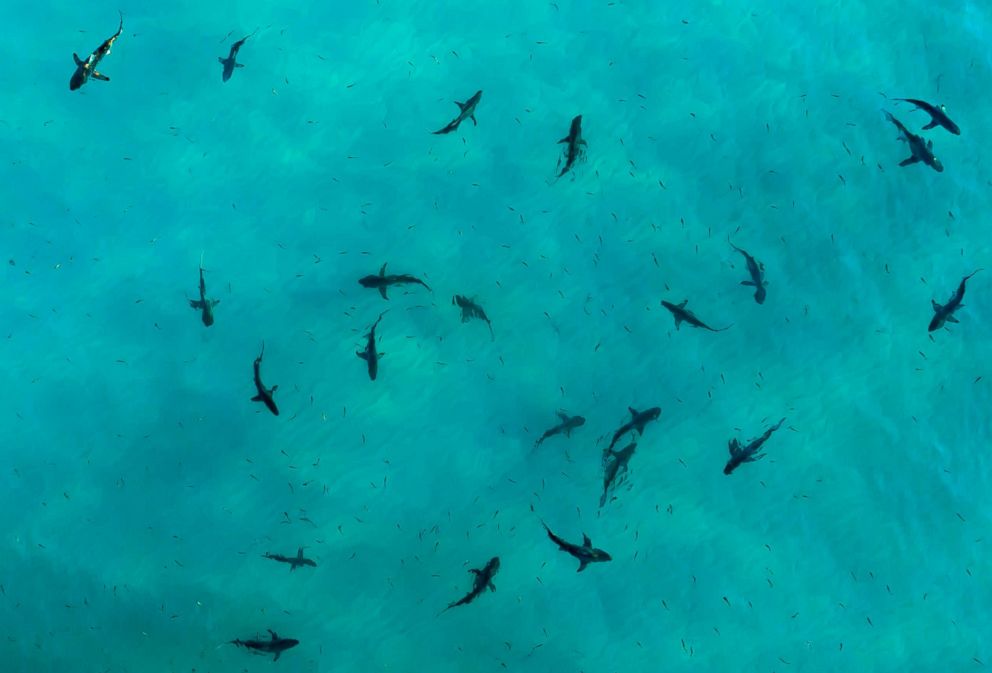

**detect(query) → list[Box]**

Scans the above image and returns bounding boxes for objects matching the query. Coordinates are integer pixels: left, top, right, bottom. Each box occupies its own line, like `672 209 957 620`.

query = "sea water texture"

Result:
2 0 991 671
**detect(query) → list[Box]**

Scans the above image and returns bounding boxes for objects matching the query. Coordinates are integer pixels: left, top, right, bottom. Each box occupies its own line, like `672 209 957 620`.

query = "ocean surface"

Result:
3 1 992 671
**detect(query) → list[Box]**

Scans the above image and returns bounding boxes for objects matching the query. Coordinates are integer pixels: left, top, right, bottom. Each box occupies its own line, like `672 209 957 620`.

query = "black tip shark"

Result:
600 440 636 508
230 630 299 662
219 31 254 82
724 417 786 475
250 342 279 416
356 311 387 381
728 238 767 304
453 295 495 341
358 263 432 300
263 547 316 571
188 259 219 326
541 521 612 572
534 410 585 449
929 269 982 332
893 98 960 135
556 115 587 178
432 90 482 135
606 406 660 452
69 12 123 91
661 299 732 332
883 111 944 172
441 556 500 613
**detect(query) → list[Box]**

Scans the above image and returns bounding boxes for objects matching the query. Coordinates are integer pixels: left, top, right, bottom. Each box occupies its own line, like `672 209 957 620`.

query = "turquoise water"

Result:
4 1 992 671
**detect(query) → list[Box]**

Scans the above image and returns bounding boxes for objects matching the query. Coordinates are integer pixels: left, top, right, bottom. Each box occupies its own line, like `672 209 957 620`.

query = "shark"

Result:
556 115 587 178
541 521 612 572
356 311 387 381
188 257 219 326
69 12 123 91
533 411 585 449
441 556 500 614
892 98 960 135
728 238 767 304
929 269 982 332
724 418 786 475
230 630 299 662
358 263 431 300
250 342 279 416
263 547 316 571
219 30 256 82
883 110 944 172
606 406 660 452
600 440 637 508
432 90 482 135
661 299 732 332
453 295 495 341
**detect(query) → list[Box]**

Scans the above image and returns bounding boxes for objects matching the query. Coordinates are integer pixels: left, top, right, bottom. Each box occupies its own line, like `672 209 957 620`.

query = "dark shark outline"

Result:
724 418 786 475
929 269 982 332
728 237 768 304
356 311 388 381
892 98 960 135
556 115 587 178
230 629 299 662
432 90 482 135
661 299 733 332
250 342 279 416
453 295 495 341
534 410 586 449
358 263 432 300
541 521 612 572
883 110 944 172
70 11 123 91
188 255 219 326
600 440 637 508
440 556 500 614
606 406 660 452
219 29 257 82
262 546 316 571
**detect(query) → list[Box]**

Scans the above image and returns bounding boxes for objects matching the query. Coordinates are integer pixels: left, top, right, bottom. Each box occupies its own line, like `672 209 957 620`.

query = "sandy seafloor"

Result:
3 0 992 671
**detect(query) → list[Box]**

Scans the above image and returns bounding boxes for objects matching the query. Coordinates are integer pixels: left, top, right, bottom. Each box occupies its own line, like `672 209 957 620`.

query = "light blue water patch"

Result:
2 0 992 671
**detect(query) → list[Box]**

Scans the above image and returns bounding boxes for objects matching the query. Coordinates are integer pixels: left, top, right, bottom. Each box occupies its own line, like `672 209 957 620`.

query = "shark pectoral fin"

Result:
577 560 588 572
628 407 638 416
270 385 278 393
210 299 220 307
557 411 569 421
488 581 496 592
470 114 477 126
927 139 933 149
678 299 688 308
582 534 592 547
899 156 920 166
557 136 569 144
356 351 368 360
947 315 959 323
189 299 204 309
236 63 245 68
92 71 109 82
379 287 388 300
273 652 281 662
674 316 683 330
251 394 263 402
469 568 481 576
455 100 466 110
931 300 941 311
741 280 755 286
218 57 226 64
74 52 84 66
579 139 588 146
922 120 938 130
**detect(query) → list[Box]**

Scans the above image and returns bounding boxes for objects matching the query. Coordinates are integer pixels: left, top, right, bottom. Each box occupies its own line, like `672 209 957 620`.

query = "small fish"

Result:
432 90 482 135
70 12 123 91
929 269 982 332
660 299 732 332
728 237 767 304
724 418 786 475
188 256 219 326
219 30 255 82
600 440 636 508
441 556 500 613
262 547 316 571
541 521 612 572
556 115 587 178
358 263 432 300
883 110 944 172
356 311 387 381
534 411 585 449
453 295 495 341
250 342 279 416
230 630 299 662
606 407 660 452
892 98 960 135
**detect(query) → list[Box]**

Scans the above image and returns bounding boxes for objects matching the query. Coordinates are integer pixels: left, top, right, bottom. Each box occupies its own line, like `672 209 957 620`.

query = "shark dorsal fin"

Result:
678 299 688 308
